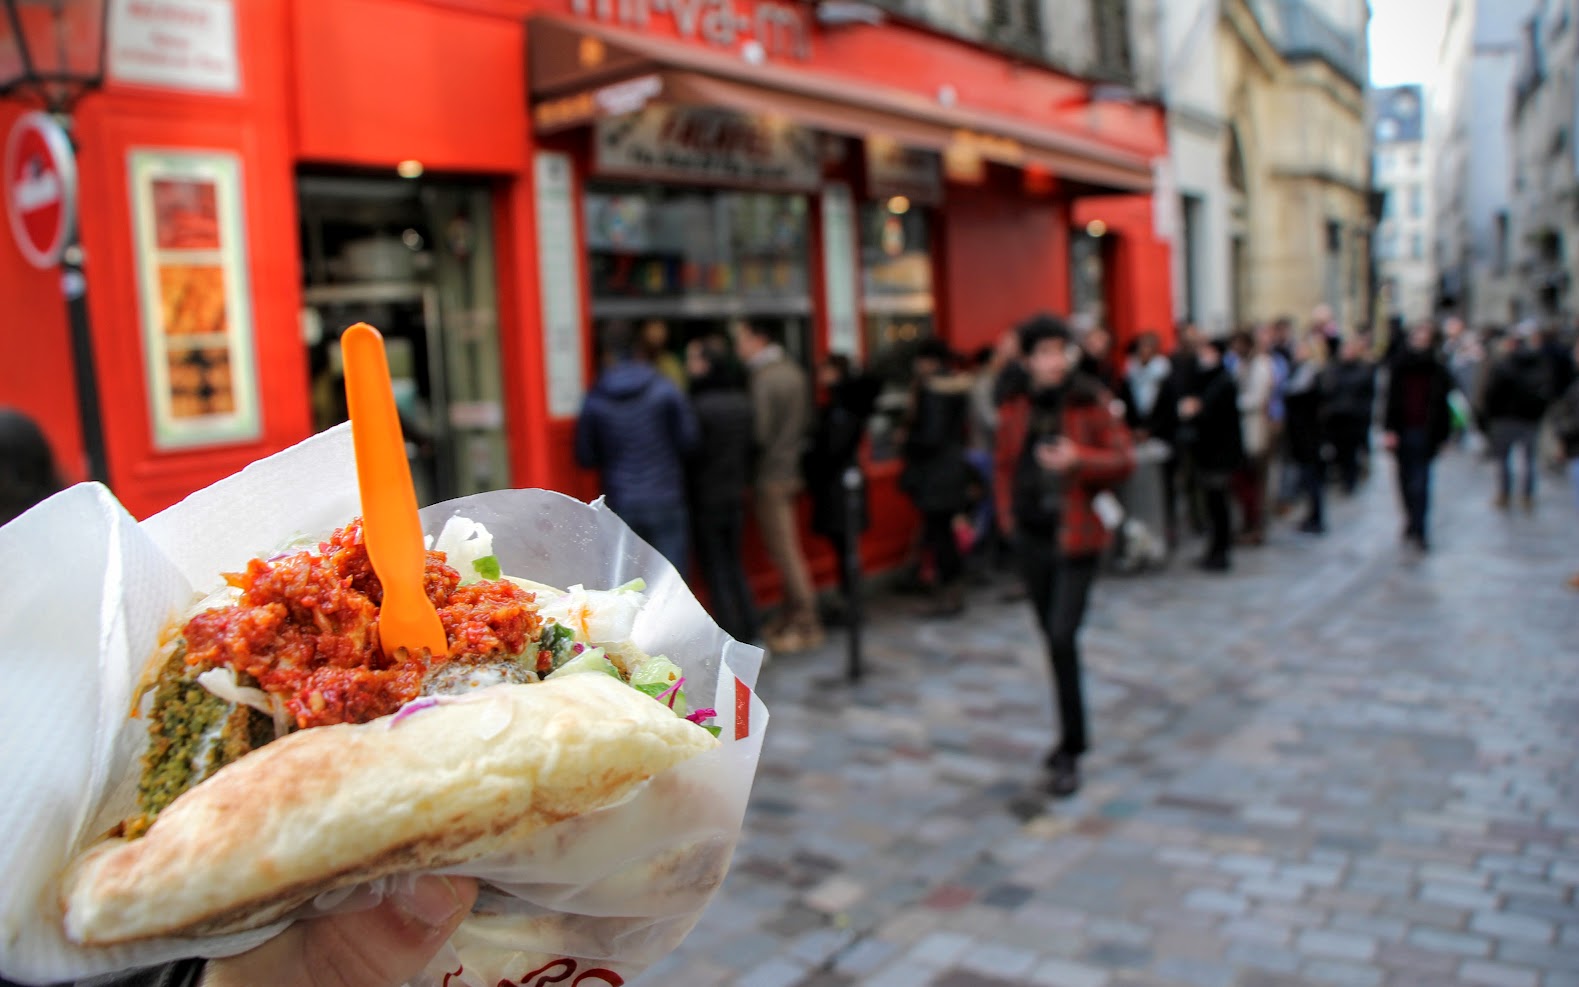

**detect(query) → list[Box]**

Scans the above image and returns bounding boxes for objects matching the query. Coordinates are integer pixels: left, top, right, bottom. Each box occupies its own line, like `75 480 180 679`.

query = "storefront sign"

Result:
595 106 820 190
4 112 76 270
534 151 587 418
535 74 664 133
569 0 811 61
820 183 860 360
129 149 260 449
863 137 942 207
108 0 240 94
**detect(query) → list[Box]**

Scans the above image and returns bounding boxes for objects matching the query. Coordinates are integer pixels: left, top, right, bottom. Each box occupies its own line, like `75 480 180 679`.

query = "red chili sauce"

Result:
182 519 542 729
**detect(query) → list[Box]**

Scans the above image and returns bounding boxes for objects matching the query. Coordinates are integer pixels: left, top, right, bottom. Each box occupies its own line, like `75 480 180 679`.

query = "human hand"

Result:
1383 431 1398 451
1179 397 1202 419
1035 438 1079 473
202 876 478 987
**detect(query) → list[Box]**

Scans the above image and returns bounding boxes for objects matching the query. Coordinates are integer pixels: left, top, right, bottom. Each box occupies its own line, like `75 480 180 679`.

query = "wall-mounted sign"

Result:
569 0 811 61
596 105 821 189
129 149 260 449
535 74 664 133
864 137 942 206
108 0 240 94
4 112 76 270
534 151 587 418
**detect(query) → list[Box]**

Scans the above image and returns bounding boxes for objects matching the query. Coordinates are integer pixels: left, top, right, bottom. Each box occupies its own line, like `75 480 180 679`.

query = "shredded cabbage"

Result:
196 667 291 737
431 516 496 584
538 584 647 644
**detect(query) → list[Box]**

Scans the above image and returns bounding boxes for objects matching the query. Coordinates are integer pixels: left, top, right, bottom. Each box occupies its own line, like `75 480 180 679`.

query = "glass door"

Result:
298 174 511 505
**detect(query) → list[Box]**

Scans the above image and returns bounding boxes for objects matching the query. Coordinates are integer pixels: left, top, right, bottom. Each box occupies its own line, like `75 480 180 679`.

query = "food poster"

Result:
130 151 260 448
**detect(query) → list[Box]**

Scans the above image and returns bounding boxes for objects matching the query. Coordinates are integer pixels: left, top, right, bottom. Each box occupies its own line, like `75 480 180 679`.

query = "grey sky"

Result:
1369 0 1454 87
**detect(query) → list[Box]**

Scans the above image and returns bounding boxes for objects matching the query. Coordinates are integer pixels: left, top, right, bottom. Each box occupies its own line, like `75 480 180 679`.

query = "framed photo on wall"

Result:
129 148 261 450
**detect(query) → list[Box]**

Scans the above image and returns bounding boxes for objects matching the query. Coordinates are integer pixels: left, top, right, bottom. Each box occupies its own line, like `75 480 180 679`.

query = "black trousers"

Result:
1330 416 1368 492
1298 459 1327 526
1395 428 1434 538
1201 471 1233 563
922 510 964 585
693 504 759 643
1019 543 1099 758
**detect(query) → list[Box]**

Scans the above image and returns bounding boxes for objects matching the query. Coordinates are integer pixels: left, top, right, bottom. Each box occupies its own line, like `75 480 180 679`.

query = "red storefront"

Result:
2 0 1171 593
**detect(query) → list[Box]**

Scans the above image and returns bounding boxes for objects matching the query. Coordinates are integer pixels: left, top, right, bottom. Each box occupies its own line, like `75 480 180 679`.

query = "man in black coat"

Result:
1484 322 1556 511
1384 324 1456 550
686 334 760 643
1177 337 1244 571
805 353 880 616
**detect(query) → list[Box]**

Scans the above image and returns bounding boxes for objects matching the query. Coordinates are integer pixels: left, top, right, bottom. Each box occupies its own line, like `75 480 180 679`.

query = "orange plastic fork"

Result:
341 323 449 661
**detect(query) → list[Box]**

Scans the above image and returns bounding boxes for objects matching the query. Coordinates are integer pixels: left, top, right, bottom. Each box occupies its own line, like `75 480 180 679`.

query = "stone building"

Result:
1372 85 1435 324
1509 0 1578 321
1428 0 1525 325
1218 0 1373 333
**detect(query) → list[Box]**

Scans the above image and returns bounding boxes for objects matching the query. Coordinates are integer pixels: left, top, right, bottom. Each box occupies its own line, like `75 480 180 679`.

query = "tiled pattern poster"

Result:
129 150 260 448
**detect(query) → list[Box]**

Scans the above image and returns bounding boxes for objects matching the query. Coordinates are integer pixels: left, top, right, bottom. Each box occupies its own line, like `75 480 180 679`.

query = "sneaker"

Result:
1046 752 1081 798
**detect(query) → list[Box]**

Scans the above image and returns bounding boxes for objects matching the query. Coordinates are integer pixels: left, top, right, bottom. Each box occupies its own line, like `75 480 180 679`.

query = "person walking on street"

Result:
1229 329 1275 545
1322 336 1378 495
684 335 760 644
733 318 824 653
575 322 699 572
900 339 977 617
1383 323 1455 551
994 315 1134 797
805 353 880 621
1166 322 1207 544
1283 335 1329 534
1179 338 1244 571
1120 330 1172 436
1485 321 1556 511
1551 336 1579 589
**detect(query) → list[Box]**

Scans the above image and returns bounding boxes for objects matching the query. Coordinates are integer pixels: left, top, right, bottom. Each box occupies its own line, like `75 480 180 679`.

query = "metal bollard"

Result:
842 465 864 683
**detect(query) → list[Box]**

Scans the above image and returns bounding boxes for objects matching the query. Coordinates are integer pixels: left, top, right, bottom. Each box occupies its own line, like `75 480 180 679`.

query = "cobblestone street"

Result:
640 448 1579 987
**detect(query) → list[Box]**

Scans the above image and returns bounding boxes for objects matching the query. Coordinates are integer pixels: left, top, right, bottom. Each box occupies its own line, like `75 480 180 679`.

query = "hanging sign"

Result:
4 112 76 270
108 0 240 94
595 105 821 189
863 137 942 206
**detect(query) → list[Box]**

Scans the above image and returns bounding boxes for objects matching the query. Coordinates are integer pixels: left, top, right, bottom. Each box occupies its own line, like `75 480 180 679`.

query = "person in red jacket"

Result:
995 315 1135 797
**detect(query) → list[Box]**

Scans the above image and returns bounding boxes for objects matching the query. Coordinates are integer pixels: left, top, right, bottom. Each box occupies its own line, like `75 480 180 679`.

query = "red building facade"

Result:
2 0 1171 590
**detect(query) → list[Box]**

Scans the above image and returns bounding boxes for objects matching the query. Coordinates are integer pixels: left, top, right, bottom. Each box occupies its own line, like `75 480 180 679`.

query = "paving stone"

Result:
1220 916 1293 946
1469 910 1556 944
1182 888 1248 916
1375 940 1459 975
909 932 976 968
1149 955 1237 987
862 958 944 987
1407 926 1493 958
1225 941 1302 973
1422 883 1503 911
739 957 811 987
1240 875 1309 902
1300 959 1384 987
956 943 1039 980
1296 929 1379 961
834 938 900 977
1027 957 1110 987
1458 959 1541 987
1329 911 1409 941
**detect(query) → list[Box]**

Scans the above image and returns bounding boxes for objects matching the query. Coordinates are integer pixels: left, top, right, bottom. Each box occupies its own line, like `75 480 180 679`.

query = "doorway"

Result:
297 174 511 506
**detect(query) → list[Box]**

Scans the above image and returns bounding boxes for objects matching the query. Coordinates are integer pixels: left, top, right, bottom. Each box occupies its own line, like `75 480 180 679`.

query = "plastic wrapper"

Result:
0 425 768 987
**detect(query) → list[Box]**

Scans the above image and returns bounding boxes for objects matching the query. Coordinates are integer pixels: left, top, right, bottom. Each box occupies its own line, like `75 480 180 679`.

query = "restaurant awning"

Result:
528 17 1154 194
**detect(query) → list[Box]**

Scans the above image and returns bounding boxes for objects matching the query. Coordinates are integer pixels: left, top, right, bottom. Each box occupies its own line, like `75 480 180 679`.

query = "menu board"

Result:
534 151 587 418
129 149 260 449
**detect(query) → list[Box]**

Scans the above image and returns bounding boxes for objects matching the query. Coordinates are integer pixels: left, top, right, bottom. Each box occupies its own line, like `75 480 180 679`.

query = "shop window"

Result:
584 183 813 372
859 197 936 461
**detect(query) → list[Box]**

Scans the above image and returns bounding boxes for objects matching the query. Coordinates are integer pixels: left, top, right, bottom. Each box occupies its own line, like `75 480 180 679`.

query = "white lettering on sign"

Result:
596 105 821 189
570 0 810 60
109 0 240 94
13 167 61 213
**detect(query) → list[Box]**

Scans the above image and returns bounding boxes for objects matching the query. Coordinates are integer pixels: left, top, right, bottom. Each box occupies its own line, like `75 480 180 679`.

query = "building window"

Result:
1409 184 1423 218
1091 0 1133 81
1495 211 1510 274
986 0 1044 54
1411 233 1424 259
1227 126 1248 194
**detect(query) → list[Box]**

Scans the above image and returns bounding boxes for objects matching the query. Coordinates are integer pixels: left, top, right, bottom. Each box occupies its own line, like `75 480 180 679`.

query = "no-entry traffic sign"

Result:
5 111 77 270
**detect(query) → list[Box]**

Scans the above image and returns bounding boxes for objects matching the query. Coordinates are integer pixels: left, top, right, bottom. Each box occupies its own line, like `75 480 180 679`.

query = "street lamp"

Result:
0 0 110 484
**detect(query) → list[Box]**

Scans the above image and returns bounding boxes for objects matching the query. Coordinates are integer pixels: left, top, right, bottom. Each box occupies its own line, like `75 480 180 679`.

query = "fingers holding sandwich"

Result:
202 875 477 987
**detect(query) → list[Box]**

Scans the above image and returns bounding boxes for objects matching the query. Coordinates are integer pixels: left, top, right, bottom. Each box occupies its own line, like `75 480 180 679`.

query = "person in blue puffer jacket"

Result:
575 321 701 572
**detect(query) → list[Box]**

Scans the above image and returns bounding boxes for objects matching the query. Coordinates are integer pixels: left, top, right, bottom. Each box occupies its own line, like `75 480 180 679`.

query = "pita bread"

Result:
62 674 717 946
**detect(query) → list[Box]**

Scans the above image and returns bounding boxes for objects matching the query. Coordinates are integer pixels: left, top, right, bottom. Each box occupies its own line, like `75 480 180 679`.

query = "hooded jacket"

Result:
575 361 700 512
